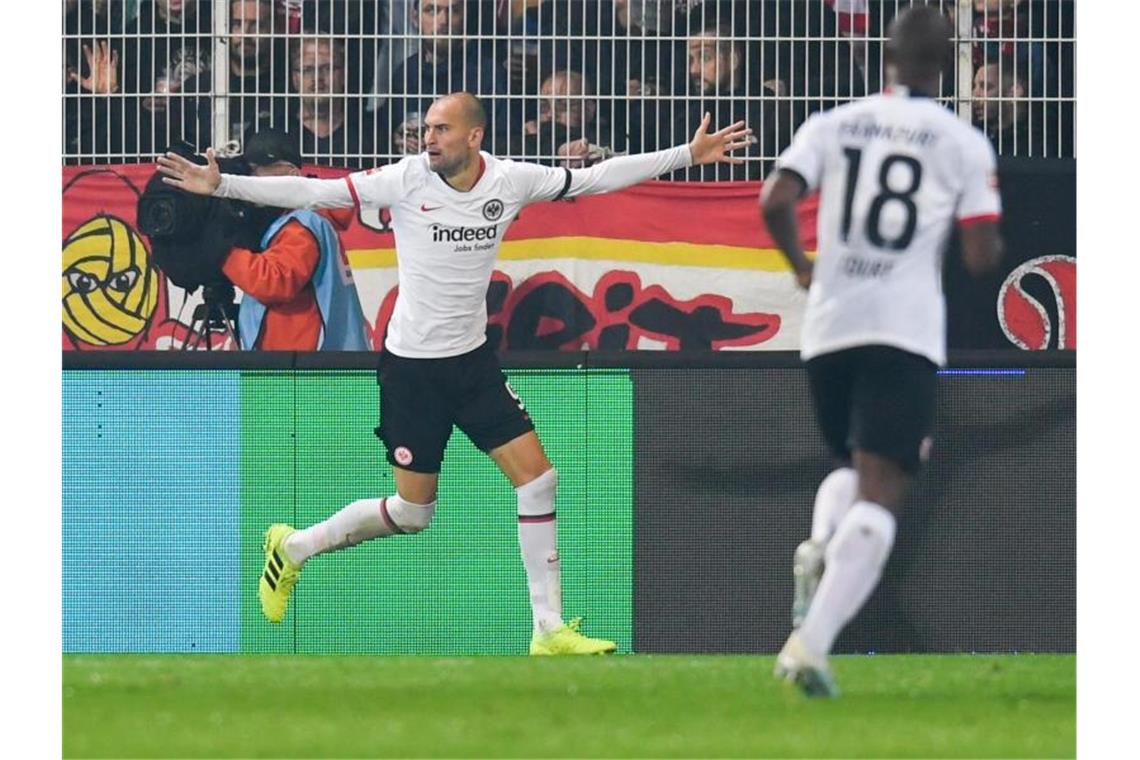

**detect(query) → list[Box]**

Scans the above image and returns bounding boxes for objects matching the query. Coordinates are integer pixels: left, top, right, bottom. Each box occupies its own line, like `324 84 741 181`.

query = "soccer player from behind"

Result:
760 6 1004 695
158 91 751 655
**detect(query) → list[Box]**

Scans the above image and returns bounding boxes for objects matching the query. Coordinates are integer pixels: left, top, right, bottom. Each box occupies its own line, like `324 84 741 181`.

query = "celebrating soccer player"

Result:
158 91 750 655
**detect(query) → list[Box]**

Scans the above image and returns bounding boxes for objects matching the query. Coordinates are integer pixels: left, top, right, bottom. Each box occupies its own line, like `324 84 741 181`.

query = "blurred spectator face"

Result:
615 0 672 34
539 72 596 130
614 0 632 30
972 63 1025 129
157 0 193 23
688 33 737 95
975 0 1023 12
419 0 466 59
293 39 346 99
394 113 425 154
230 0 275 67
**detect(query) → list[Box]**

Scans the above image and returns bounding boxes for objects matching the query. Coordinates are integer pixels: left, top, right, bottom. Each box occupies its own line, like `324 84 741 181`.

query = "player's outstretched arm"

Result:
687 112 753 167
959 220 1004 277
157 147 356 210
555 114 752 198
157 147 224 195
761 171 813 289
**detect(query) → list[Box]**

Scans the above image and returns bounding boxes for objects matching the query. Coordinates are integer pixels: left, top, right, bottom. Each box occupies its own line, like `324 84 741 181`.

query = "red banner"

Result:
62 163 817 351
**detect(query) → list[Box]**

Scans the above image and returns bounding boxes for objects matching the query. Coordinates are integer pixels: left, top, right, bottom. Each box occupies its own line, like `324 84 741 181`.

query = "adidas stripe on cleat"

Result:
259 524 301 623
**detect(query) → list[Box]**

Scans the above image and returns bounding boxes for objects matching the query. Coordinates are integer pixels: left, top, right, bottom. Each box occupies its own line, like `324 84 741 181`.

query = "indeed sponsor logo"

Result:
431 224 499 243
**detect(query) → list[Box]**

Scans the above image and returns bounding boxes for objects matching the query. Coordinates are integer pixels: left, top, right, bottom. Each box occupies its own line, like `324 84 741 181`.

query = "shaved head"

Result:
886 5 953 82
423 92 487 179
436 92 487 130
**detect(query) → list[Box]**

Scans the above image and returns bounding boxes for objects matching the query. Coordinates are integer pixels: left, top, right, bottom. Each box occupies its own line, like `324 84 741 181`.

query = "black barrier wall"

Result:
633 362 1075 654
946 158 1076 350
63 350 1075 655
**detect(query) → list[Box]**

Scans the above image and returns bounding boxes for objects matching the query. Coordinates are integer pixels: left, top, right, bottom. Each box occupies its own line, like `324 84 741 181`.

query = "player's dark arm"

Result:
761 170 814 288
958 219 1004 277
222 221 321 304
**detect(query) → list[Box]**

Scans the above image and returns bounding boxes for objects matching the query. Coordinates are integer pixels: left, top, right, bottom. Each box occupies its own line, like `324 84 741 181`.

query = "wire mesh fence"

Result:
63 1 1075 177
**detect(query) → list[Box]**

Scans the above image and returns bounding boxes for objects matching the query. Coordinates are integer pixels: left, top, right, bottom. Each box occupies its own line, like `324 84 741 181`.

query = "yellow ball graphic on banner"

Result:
62 215 159 346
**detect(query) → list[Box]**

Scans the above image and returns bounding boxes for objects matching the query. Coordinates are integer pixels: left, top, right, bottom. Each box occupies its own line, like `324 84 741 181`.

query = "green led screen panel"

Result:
239 369 634 655
239 371 296 655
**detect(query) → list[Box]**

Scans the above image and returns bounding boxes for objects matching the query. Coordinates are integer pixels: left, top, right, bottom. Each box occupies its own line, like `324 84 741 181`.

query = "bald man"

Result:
158 91 751 656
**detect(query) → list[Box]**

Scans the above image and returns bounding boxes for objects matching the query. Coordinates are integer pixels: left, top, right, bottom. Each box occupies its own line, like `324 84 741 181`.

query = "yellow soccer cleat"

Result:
530 617 618 655
259 524 301 623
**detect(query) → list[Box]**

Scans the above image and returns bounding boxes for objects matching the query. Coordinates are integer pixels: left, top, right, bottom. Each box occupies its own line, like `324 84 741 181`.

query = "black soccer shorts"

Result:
374 341 534 474
804 344 938 473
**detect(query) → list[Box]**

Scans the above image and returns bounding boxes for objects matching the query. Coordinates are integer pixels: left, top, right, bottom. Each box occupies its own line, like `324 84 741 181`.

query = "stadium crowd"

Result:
64 0 1074 172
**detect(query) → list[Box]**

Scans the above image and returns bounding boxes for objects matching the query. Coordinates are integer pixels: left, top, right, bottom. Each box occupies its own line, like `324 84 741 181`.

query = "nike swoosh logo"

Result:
421 204 443 212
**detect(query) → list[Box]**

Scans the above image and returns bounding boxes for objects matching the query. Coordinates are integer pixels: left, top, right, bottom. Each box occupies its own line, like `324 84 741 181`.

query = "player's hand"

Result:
795 263 813 290
688 113 753 166
157 147 222 196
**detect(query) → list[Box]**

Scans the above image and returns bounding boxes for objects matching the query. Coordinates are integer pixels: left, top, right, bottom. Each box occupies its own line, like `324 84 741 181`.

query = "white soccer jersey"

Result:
775 87 1002 366
344 153 574 358
215 146 691 358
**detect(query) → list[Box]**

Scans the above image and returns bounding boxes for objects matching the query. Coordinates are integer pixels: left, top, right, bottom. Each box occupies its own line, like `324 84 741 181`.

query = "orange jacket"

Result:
222 220 322 350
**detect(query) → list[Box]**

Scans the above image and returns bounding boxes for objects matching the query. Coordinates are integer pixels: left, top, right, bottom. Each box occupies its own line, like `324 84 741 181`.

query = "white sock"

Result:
810 467 858 545
283 496 404 565
798 500 897 656
516 469 564 634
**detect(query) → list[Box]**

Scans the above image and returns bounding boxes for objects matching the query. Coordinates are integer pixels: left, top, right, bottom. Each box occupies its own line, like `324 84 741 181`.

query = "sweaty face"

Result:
422 102 480 175
688 36 733 95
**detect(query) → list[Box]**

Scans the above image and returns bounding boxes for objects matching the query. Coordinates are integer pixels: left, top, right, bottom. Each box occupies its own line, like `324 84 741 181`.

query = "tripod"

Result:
184 283 241 351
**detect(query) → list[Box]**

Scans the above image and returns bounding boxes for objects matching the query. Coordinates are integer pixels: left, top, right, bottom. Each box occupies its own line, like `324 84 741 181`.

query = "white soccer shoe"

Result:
773 631 840 698
792 539 825 629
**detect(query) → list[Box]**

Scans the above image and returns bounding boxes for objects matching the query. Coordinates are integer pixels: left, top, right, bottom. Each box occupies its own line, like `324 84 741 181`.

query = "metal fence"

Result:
63 1 1075 177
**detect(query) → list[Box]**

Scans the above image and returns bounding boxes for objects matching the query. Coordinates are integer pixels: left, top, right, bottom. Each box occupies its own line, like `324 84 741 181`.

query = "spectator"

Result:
960 1 1033 72
299 1 378 96
960 0 1068 155
368 0 418 114
972 58 1043 156
492 0 577 129
676 19 794 179
64 0 128 161
579 0 688 154
519 70 614 167
227 0 291 144
758 0 865 120
390 0 507 146
392 110 425 155
122 0 214 154
496 0 548 91
223 129 371 350
594 0 686 98
273 35 377 166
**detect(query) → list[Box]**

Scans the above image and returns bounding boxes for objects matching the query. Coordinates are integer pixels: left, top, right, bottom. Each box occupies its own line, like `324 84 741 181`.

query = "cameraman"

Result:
222 130 371 350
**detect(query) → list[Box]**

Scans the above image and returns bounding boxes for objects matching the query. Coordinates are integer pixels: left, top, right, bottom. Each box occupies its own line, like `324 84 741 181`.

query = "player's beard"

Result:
432 151 470 179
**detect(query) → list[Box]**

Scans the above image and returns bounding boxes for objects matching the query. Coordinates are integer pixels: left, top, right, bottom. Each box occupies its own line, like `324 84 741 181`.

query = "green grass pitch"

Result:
64 653 1074 758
